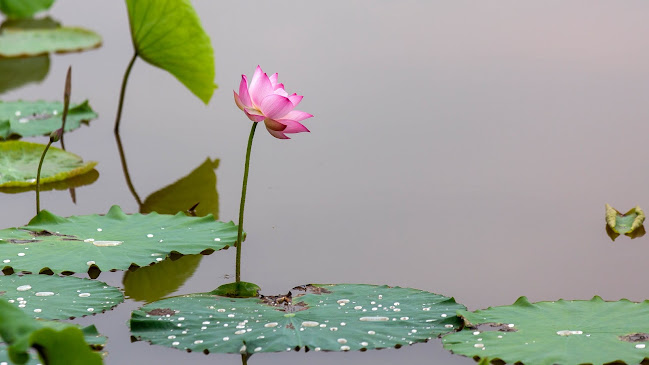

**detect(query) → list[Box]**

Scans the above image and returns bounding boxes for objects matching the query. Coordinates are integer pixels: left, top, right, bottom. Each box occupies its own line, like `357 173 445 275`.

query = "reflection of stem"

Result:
114 52 138 134
241 354 249 365
115 132 143 206
35 141 53 213
236 122 258 283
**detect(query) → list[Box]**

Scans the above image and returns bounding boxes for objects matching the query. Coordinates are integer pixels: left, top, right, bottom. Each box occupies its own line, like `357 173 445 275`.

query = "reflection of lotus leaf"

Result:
0 55 49 94
0 141 97 187
443 296 649 365
130 284 464 354
0 275 123 320
0 205 238 274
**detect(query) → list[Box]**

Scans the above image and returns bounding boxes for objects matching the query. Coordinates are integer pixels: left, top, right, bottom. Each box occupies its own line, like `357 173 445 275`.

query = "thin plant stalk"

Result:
114 132 143 206
59 66 72 150
35 142 53 214
235 122 258 283
114 52 138 134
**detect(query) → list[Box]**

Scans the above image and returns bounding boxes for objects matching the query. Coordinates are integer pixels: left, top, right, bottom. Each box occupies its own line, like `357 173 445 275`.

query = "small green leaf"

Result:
126 0 216 103
0 275 123 320
0 0 54 19
442 296 649 365
141 158 220 218
605 204 646 241
130 284 464 354
0 205 238 274
0 100 98 140
0 299 104 365
0 55 49 94
0 27 101 57
122 254 203 303
0 141 97 187
211 281 261 298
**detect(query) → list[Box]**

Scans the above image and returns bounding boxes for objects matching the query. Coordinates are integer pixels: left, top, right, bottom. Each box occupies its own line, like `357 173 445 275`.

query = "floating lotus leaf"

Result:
0 141 97 187
0 100 98 139
126 0 216 104
0 26 101 57
0 299 104 365
0 275 123 320
0 205 237 274
130 284 464 354
605 204 646 240
0 0 54 19
0 55 49 94
0 169 98 194
122 254 202 303
442 296 649 365
141 158 220 218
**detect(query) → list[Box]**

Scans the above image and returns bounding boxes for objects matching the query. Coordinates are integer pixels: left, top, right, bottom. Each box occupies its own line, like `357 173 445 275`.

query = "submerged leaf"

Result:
0 299 104 365
0 141 97 187
126 0 216 103
0 0 54 19
605 204 646 241
0 275 123 320
0 205 238 274
0 100 98 139
130 284 464 354
0 55 49 94
141 158 219 218
123 254 202 303
0 27 101 57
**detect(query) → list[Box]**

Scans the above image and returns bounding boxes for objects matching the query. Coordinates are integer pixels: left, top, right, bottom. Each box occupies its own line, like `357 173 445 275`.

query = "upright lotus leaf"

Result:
130 284 464 354
605 204 646 241
141 158 220 218
0 205 238 274
0 275 123 320
0 55 49 94
0 299 104 365
0 100 98 139
122 254 203 303
0 27 101 57
0 169 98 194
126 0 216 103
0 141 97 187
442 296 649 365
0 0 54 19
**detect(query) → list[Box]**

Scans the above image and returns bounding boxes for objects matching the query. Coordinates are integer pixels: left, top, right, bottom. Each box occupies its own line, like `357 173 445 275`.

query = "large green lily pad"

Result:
141 158 220 218
0 0 54 19
0 55 49 94
606 204 646 240
0 205 238 274
0 141 97 187
126 0 216 104
0 299 104 365
442 296 649 365
0 100 97 139
0 275 123 320
0 26 101 57
130 284 464 354
0 169 98 194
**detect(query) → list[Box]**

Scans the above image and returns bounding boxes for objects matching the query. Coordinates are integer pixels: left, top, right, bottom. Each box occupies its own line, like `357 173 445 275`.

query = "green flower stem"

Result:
114 52 138 134
236 122 258 283
35 141 53 213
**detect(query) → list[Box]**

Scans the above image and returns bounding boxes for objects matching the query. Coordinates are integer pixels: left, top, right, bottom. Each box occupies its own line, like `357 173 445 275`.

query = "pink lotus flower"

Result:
234 66 312 139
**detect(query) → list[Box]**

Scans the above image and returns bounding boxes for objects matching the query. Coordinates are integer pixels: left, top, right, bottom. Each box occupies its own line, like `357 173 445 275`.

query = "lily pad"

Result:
0 55 49 94
122 254 202 303
141 158 220 218
130 284 464 354
0 26 101 57
0 275 123 320
605 204 646 240
0 100 98 139
0 168 98 194
0 205 238 274
0 0 54 19
0 299 104 365
442 296 649 365
126 0 216 104
0 141 97 187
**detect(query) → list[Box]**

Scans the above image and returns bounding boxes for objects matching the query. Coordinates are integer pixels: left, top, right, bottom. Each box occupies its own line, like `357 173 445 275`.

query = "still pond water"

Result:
3 1 649 364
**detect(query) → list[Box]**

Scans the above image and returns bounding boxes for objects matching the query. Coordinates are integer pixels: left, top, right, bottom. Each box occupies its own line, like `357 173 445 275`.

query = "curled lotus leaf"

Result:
605 204 646 241
130 284 464 354
442 296 649 365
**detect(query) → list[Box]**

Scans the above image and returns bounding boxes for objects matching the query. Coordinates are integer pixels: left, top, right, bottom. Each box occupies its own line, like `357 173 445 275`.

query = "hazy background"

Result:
2 1 649 364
